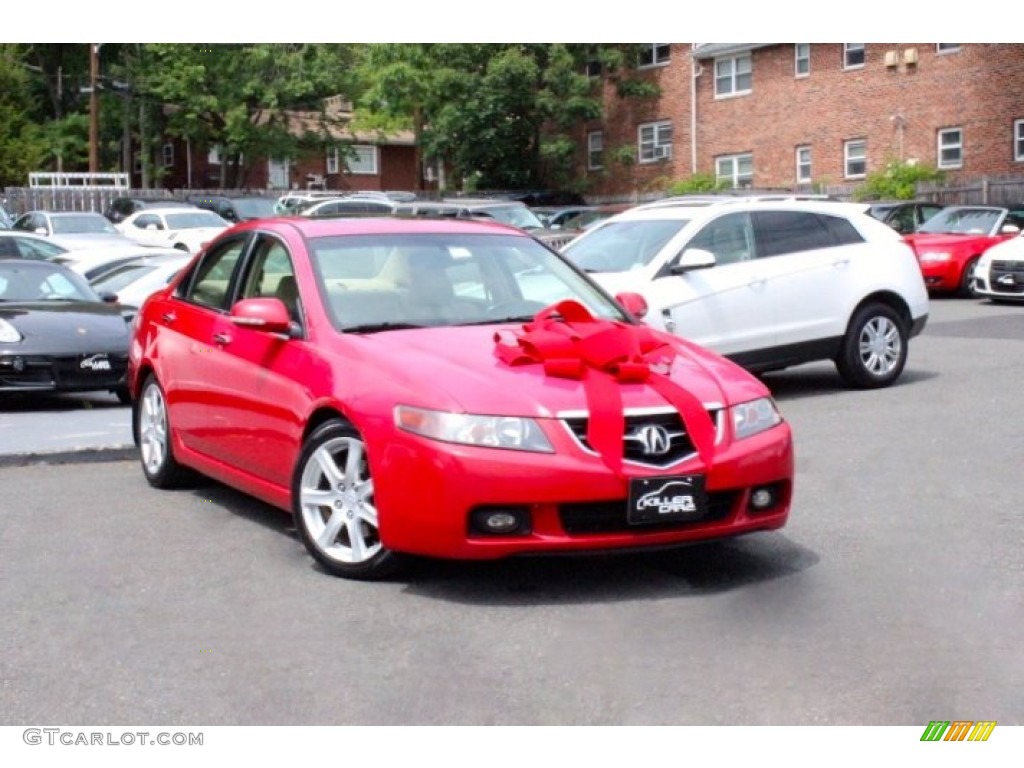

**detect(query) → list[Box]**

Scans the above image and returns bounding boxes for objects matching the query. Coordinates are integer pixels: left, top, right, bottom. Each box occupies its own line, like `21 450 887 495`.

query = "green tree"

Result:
137 43 358 188
854 159 945 201
357 44 609 191
0 45 47 186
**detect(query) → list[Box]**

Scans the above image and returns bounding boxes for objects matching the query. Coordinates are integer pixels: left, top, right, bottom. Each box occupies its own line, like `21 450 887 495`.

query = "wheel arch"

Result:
847 290 912 333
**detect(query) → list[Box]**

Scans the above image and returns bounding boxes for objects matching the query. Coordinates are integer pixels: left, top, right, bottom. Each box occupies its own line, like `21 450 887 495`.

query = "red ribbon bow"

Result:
494 300 716 474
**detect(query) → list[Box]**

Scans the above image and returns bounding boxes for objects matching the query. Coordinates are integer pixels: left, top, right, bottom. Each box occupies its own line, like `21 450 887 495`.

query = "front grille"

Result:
0 355 55 388
559 492 738 534
989 260 1024 294
561 408 719 468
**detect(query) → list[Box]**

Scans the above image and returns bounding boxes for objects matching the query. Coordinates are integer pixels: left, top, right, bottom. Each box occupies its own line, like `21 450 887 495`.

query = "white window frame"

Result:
937 127 963 169
326 147 339 175
587 130 603 171
638 121 673 164
844 139 867 179
714 53 752 98
936 44 961 54
795 44 810 78
1015 119 1024 162
716 153 754 188
207 146 221 165
346 145 379 176
162 143 174 167
796 146 812 183
638 44 671 69
843 44 865 70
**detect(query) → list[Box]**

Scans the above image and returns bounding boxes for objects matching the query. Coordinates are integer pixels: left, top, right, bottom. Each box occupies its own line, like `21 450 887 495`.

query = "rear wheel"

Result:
136 375 192 487
292 419 405 580
959 256 980 298
835 304 908 389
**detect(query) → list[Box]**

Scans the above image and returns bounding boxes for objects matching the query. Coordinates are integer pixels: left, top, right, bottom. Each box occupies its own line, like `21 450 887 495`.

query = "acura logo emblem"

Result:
634 424 672 456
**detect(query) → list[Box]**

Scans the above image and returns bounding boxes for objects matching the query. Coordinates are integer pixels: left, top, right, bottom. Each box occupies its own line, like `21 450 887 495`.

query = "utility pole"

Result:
89 43 100 173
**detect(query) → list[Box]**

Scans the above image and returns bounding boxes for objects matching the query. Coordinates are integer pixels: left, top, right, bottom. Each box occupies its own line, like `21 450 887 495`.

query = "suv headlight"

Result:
395 405 553 452
0 318 23 343
730 397 783 440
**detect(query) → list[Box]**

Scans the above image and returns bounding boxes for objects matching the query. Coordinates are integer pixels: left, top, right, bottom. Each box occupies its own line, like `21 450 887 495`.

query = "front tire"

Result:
835 304 908 389
136 374 192 487
292 419 405 580
959 256 980 298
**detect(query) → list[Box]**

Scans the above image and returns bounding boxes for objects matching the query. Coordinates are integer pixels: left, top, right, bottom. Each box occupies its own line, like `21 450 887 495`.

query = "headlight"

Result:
918 251 952 262
0 318 23 343
395 405 553 452
731 397 783 440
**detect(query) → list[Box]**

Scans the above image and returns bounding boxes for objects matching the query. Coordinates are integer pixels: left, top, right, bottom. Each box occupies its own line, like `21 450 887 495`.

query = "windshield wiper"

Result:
456 315 538 326
342 322 426 334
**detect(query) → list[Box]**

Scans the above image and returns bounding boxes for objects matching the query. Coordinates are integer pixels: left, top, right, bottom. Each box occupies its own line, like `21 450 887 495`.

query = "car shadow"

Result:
0 390 125 412
759 364 939 401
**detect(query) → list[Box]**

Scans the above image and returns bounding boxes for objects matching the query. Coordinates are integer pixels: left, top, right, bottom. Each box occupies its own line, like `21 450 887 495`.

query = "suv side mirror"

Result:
670 248 717 274
1000 224 1021 235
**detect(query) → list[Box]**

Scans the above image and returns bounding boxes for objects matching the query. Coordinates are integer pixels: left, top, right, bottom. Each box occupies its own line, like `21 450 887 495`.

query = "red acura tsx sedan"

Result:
128 216 793 579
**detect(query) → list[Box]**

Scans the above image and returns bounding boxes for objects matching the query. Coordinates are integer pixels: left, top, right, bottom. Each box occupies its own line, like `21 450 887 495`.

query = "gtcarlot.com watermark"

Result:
23 728 203 747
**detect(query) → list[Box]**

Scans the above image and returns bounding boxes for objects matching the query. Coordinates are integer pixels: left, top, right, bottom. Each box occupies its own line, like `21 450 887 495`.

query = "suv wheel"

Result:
835 304 908 389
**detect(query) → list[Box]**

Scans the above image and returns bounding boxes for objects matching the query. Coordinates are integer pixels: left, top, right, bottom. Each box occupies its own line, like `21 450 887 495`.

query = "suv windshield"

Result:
562 219 689 272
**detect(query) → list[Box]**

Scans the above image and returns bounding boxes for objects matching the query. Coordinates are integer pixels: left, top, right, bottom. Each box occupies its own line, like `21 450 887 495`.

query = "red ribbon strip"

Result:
494 300 716 474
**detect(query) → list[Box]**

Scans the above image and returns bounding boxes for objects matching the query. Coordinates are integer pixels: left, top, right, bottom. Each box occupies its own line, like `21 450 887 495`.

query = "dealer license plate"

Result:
627 474 707 525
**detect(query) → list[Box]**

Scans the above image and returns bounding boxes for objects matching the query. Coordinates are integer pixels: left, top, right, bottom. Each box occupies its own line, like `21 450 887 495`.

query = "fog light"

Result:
469 506 531 536
749 486 777 511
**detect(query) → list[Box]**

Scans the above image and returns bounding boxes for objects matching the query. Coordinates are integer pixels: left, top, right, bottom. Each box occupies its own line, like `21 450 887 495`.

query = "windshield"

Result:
308 232 625 331
51 215 118 234
481 205 546 231
0 263 98 302
562 219 689 272
165 211 229 229
233 198 278 218
916 208 1000 235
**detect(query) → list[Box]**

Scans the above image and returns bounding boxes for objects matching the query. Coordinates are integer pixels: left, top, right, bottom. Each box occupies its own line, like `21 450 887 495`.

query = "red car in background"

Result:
128 216 793 580
903 205 1024 296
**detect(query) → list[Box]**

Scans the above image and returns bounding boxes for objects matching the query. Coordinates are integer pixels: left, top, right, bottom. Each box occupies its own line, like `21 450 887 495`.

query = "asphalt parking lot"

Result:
1 296 1021 726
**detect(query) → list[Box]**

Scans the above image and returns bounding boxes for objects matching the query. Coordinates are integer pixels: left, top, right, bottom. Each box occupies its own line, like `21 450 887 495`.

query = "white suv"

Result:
561 199 929 388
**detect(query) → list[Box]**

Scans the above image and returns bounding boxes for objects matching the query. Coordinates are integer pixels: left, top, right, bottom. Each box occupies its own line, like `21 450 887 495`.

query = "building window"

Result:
162 143 174 167
936 44 961 54
207 146 221 165
714 53 752 97
587 131 603 171
638 121 672 163
1015 120 1024 162
326 147 339 175
716 153 754 188
796 146 812 183
638 44 671 68
844 139 867 178
346 145 378 175
795 44 810 77
843 44 865 70
937 127 963 169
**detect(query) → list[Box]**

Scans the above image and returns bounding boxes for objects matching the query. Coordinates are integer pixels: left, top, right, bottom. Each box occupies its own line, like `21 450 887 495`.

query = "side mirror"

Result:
35 227 48 235
670 247 717 274
1000 224 1021 235
229 297 292 335
145 223 158 231
616 292 648 320
99 291 119 304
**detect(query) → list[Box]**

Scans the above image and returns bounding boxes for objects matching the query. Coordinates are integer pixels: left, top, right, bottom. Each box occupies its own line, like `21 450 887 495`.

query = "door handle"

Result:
161 311 177 324
747 276 765 287
832 258 850 268
213 332 232 346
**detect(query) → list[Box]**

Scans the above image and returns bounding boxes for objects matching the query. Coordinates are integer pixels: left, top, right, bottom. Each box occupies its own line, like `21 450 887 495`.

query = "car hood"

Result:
904 232 995 252
0 302 129 352
340 324 762 417
50 233 133 250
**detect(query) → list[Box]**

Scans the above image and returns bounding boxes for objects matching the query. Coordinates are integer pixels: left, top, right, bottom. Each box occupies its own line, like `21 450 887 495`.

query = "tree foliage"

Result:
854 159 946 201
0 45 47 186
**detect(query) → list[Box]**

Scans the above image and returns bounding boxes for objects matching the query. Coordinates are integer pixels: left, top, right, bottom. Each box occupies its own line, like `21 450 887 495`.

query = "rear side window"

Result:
752 211 863 258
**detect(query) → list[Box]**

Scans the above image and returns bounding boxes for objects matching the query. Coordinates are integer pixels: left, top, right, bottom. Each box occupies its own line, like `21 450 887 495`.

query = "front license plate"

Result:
627 474 707 525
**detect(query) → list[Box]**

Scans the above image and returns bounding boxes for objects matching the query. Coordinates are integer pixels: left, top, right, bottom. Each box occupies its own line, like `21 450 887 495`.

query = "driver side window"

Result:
183 238 246 310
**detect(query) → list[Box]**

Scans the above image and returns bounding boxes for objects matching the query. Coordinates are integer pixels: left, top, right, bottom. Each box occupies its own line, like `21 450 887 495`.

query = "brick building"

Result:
579 43 1024 198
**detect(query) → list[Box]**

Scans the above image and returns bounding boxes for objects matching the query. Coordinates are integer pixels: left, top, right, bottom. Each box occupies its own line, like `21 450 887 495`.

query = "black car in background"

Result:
0 259 131 402
185 194 278 223
865 200 945 234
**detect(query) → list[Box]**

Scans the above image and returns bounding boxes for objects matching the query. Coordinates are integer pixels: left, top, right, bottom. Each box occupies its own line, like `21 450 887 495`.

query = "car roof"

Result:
606 198 873 223
243 215 521 238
